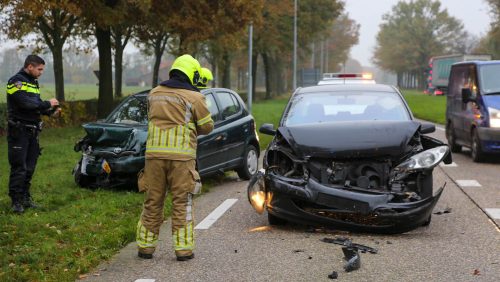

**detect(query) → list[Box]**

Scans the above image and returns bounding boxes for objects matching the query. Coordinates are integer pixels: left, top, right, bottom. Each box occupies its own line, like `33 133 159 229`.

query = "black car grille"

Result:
316 192 370 214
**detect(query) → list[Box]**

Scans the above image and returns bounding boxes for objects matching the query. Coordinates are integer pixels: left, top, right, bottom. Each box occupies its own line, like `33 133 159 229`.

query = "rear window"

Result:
479 64 500 94
107 96 148 124
284 91 410 126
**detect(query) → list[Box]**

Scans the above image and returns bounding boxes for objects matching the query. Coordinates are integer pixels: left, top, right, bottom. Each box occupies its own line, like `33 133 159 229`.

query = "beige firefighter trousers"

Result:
136 159 200 257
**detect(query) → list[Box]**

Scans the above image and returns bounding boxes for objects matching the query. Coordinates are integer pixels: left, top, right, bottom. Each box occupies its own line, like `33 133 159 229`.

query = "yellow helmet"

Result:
169 54 202 86
197 67 213 89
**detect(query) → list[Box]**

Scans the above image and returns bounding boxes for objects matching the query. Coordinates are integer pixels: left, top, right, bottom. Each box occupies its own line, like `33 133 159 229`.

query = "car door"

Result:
213 90 247 168
197 92 225 174
462 64 479 144
448 65 469 141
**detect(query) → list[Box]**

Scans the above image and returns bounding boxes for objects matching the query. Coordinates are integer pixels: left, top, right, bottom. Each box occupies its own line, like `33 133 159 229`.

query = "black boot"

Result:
23 196 39 209
11 199 24 214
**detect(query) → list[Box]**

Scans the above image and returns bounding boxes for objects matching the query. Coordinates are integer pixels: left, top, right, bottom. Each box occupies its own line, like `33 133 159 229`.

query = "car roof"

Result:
318 79 376 85
453 60 500 66
132 87 234 97
296 83 398 95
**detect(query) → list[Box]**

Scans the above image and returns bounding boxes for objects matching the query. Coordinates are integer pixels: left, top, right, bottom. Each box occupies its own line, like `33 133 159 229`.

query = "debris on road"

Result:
434 207 452 215
293 249 305 253
321 237 378 254
327 271 338 279
473 269 481 275
342 246 361 272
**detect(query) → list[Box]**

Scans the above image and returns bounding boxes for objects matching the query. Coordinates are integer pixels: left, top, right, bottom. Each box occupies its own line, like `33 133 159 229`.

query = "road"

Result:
85 123 500 282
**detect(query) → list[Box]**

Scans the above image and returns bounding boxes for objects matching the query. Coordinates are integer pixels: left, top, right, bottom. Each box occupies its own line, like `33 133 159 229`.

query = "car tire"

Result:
471 128 486 162
268 212 287 226
74 160 94 188
446 122 462 153
236 145 259 180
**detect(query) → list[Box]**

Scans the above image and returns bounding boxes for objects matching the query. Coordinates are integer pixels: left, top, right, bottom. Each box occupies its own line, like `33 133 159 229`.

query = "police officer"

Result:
136 55 214 261
6 55 60 213
196 67 213 89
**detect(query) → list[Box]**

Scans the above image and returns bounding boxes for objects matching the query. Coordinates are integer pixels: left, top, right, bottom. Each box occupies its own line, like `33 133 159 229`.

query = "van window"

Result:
479 64 500 94
448 66 469 98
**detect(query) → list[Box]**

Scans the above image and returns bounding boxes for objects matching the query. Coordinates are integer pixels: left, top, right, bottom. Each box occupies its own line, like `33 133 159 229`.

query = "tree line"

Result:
372 0 500 89
0 0 359 118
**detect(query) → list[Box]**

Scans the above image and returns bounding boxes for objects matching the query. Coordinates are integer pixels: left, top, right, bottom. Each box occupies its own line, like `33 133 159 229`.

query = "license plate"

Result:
102 159 111 174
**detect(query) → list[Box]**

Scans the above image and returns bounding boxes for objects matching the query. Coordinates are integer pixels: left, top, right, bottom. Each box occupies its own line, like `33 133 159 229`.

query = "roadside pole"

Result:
247 22 253 113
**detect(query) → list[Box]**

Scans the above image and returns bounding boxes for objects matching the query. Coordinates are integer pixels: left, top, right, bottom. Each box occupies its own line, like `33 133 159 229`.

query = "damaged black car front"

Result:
249 84 452 234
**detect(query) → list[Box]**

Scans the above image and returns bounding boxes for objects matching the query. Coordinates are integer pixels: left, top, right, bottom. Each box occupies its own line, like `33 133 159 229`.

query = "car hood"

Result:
278 120 420 159
82 122 147 152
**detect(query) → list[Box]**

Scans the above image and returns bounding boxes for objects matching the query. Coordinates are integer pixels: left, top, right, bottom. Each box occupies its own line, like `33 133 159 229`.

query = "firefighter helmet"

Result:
170 54 202 86
197 67 213 89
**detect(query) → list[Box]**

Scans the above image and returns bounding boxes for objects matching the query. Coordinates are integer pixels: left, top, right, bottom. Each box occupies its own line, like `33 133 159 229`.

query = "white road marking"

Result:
439 162 457 167
485 208 500 220
135 279 155 282
195 199 238 230
456 180 482 187
436 126 445 131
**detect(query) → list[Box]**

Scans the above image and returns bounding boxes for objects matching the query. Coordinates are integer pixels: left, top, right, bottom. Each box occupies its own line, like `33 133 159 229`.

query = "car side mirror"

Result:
461 88 473 103
420 123 435 134
259 123 276 135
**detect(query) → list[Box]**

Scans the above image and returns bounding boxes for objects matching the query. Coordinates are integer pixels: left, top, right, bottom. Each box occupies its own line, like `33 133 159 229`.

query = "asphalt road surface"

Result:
84 122 500 282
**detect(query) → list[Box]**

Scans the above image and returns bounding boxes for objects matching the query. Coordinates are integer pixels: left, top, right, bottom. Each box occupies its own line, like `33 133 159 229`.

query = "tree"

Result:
0 0 81 101
372 0 467 89
75 0 150 118
475 0 500 58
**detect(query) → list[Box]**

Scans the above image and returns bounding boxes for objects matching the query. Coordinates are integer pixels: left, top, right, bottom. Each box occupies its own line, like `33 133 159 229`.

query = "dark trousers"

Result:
7 124 40 202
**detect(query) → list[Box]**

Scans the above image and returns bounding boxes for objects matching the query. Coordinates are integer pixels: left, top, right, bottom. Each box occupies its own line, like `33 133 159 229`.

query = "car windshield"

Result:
284 91 410 126
479 64 500 94
106 95 148 124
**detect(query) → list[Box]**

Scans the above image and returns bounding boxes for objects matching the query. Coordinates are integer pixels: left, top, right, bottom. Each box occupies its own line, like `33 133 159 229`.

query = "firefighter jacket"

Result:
6 69 52 125
145 81 214 161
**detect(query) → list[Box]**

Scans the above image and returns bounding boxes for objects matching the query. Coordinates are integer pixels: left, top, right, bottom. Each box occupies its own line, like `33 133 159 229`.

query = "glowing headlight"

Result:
488 107 500 128
395 146 449 172
247 170 266 214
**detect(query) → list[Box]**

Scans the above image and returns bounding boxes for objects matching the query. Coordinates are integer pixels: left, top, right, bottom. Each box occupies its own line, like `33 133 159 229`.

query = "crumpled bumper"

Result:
265 172 444 234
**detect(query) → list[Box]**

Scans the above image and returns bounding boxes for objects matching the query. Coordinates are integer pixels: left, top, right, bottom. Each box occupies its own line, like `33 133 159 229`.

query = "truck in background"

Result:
425 54 491 95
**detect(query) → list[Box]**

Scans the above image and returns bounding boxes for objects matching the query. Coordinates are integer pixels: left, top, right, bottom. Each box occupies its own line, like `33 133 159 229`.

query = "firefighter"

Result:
6 55 60 213
136 54 214 261
196 67 213 89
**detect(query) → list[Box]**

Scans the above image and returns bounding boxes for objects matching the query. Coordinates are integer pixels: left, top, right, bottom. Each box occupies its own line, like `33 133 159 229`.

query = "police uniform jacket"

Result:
7 69 52 125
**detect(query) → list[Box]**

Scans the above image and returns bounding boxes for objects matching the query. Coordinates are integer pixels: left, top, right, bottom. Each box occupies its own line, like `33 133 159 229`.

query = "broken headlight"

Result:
394 146 449 172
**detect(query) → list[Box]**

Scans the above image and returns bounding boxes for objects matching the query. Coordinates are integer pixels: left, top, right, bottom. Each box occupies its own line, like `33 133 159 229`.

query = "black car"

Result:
248 84 451 234
73 88 260 188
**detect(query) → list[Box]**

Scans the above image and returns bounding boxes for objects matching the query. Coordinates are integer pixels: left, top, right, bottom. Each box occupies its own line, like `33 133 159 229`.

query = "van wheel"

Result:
446 123 462 153
236 145 258 180
471 129 486 162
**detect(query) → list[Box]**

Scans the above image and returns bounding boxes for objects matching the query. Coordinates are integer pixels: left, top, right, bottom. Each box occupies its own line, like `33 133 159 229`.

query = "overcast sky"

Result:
345 0 493 67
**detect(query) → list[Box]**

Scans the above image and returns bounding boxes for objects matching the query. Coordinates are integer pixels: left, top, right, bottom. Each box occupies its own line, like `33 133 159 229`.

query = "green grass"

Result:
0 83 150 103
401 89 446 124
0 127 148 281
252 97 290 150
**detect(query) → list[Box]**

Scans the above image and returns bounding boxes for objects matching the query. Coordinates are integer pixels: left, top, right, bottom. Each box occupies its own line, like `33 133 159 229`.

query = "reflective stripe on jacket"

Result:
145 85 214 160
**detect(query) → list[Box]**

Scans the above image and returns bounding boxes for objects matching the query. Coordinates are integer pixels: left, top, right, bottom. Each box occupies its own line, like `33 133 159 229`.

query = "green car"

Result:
73 88 260 188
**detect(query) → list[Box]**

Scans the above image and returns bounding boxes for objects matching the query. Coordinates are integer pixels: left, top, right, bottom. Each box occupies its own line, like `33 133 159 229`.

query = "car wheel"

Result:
268 212 287 226
471 128 486 162
74 160 94 188
236 145 258 180
446 122 462 153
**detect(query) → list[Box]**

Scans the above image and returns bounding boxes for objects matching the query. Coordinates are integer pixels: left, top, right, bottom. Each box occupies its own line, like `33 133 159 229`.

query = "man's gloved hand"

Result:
52 107 62 117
